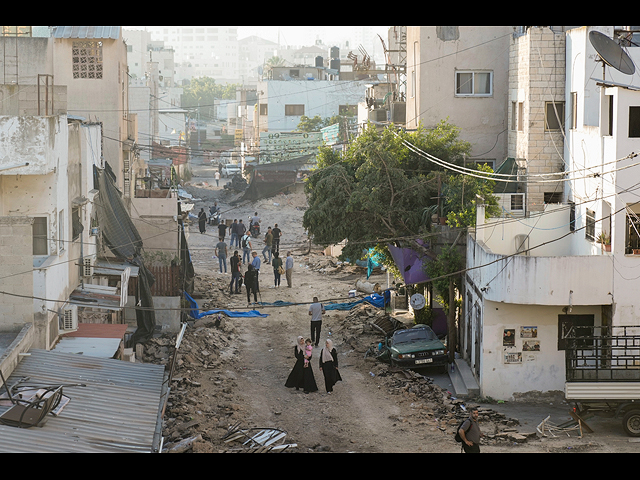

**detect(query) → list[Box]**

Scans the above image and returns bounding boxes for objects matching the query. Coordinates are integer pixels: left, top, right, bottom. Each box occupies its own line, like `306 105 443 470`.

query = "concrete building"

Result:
462 26 640 401
406 26 512 171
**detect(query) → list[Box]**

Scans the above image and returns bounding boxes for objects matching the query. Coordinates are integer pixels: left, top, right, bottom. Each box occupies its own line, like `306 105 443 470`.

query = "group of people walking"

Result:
285 298 342 395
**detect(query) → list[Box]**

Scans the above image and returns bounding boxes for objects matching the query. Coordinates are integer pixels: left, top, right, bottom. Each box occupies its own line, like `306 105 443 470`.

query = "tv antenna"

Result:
589 30 636 78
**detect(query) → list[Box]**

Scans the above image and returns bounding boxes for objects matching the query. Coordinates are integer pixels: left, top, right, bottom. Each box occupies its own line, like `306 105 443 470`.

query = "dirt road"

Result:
155 160 640 453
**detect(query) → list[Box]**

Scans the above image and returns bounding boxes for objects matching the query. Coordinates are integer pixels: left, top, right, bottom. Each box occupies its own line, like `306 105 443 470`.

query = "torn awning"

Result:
387 242 432 285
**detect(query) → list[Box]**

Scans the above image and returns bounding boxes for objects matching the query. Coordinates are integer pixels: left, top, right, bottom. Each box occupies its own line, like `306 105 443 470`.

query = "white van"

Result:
221 164 241 177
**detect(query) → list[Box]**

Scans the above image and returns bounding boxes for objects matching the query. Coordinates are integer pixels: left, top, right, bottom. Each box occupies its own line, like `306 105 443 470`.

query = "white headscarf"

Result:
296 336 305 355
321 339 334 363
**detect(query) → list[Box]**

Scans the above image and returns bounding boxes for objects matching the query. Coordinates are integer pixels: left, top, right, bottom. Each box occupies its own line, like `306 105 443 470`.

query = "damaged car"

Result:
378 324 448 372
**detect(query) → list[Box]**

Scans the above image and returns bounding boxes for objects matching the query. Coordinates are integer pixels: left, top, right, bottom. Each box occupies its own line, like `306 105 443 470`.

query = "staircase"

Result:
448 357 480 399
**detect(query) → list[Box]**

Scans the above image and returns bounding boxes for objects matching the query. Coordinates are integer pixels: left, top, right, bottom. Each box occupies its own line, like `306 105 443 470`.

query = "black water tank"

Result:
315 56 323 67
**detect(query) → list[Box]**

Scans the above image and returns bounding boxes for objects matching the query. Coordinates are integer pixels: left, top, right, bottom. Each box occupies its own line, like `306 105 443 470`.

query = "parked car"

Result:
378 324 448 371
221 164 241 178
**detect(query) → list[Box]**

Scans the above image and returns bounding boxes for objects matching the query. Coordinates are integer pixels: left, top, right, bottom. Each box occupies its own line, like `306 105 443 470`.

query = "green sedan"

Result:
379 324 448 371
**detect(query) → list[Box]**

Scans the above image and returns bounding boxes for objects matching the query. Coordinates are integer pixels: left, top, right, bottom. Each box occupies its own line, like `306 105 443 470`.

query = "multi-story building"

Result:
406 26 512 171
463 26 640 401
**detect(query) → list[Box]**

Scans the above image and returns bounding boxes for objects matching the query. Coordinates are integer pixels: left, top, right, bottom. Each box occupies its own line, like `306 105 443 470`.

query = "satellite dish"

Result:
589 30 636 76
410 293 426 311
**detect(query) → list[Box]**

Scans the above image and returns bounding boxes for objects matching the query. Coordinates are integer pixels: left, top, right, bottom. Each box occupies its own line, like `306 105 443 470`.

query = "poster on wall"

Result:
520 326 538 338
504 352 522 364
523 340 541 351
503 329 516 346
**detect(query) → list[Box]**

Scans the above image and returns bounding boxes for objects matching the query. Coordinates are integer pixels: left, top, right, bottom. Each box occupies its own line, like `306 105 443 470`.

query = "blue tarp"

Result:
324 292 387 310
184 292 269 319
252 292 389 311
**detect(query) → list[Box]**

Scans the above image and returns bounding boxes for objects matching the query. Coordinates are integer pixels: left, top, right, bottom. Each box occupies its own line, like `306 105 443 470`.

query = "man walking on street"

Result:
285 251 294 288
229 250 242 294
459 407 484 453
241 232 252 264
215 237 228 273
262 227 273 264
308 296 325 347
251 251 261 292
272 224 282 255
230 219 239 248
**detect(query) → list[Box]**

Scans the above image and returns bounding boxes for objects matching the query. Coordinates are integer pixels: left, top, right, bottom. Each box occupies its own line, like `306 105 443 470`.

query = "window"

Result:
72 41 103 79
629 106 640 138
518 102 524 132
33 217 48 255
511 102 517 130
72 207 82 241
285 105 304 116
455 71 492 96
586 208 596 241
558 314 595 350
544 192 562 204
259 104 268 116
545 101 565 131
511 194 524 211
570 92 577 130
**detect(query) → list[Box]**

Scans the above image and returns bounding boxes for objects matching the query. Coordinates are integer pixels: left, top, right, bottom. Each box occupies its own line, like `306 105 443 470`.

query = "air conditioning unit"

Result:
61 305 78 332
83 257 94 277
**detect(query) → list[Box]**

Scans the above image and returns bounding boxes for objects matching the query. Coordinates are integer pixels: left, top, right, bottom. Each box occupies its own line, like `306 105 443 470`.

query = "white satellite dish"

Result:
589 30 636 76
410 293 426 310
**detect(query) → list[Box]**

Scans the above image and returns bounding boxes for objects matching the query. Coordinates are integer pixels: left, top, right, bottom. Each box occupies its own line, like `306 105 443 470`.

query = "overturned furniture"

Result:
0 371 63 428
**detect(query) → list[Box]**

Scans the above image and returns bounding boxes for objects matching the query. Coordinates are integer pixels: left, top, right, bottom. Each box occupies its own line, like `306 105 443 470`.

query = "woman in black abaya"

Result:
319 339 342 394
285 336 318 393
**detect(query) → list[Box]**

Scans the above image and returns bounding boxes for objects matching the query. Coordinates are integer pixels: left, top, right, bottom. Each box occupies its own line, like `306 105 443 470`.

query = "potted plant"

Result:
597 231 611 252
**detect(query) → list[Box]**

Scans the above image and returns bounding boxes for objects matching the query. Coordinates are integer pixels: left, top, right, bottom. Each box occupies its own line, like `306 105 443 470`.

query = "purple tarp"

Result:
387 242 431 285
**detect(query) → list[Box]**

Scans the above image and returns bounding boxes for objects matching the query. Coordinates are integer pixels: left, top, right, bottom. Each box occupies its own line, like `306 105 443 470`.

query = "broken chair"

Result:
0 370 63 428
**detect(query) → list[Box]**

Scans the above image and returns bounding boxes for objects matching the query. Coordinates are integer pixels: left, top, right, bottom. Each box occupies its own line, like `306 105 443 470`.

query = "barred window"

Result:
72 41 103 79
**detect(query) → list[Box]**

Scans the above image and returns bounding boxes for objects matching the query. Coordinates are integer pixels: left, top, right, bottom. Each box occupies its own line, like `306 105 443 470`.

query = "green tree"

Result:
443 163 501 228
303 121 472 262
182 77 239 109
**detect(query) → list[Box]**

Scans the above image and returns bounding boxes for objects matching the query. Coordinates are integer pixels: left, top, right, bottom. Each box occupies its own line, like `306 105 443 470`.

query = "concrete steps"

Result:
448 357 479 399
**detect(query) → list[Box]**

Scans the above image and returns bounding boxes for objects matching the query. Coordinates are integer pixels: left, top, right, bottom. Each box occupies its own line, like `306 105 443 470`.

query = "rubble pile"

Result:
138 316 249 453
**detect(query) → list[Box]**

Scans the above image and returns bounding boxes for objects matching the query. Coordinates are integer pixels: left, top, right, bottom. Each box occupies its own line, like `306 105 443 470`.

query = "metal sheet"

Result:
565 382 640 400
51 26 121 40
0 349 166 452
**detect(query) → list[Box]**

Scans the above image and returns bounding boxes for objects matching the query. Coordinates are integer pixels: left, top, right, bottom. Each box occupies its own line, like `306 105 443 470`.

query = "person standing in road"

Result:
215 237 228 273
244 264 258 305
272 224 282 255
319 339 342 395
271 251 283 288
308 296 324 347
230 219 239 248
198 208 207 234
241 232 252 264
217 221 228 242
262 227 273 264
285 251 294 288
285 336 318 394
214 170 220 187
251 251 261 292
229 250 242 294
459 407 484 453
237 219 246 245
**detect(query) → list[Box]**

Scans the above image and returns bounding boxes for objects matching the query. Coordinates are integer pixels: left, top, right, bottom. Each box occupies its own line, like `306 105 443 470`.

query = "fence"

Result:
128 265 180 297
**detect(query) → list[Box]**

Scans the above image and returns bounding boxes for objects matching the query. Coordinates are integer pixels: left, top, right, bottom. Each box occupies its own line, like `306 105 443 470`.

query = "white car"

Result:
221 164 241 178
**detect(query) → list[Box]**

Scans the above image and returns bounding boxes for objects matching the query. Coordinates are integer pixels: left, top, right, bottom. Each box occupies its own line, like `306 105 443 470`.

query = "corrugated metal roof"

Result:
0 349 167 453
51 26 121 40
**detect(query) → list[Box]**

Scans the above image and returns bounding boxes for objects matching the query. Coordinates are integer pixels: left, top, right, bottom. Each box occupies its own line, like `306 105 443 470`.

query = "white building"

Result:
255 71 366 134
463 26 640 401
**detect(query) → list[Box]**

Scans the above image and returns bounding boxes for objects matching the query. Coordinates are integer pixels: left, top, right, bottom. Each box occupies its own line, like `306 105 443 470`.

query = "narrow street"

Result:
156 159 640 453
